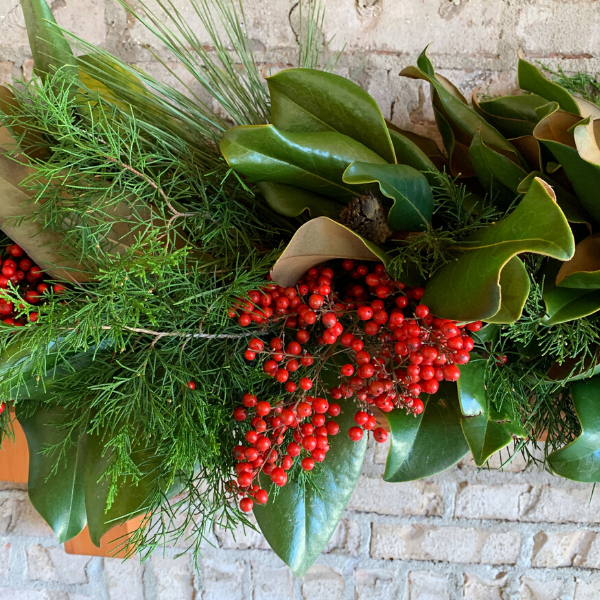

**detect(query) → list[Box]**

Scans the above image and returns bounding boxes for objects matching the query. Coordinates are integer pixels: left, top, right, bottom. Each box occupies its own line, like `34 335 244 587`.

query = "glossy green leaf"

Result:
17 405 87 543
267 68 396 163
457 360 526 466
257 182 342 219
401 49 518 167
518 54 600 119
469 129 528 206
383 382 469 482
254 389 367 577
484 257 531 325
517 172 592 226
421 177 575 322
470 324 500 344
85 433 160 547
534 112 600 225
20 0 77 83
342 162 433 231
547 350 600 383
556 234 600 289
220 125 386 200
547 375 600 481
270 217 389 287
543 274 600 326
473 92 549 138
518 55 581 115
387 127 443 184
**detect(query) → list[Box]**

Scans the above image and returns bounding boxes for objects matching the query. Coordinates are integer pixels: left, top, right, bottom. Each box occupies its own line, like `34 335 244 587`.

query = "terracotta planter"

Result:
0 410 141 558
0 409 29 483
64 517 144 559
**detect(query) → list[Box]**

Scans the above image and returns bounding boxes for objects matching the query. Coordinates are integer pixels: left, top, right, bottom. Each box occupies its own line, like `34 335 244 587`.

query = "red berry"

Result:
443 365 460 381
312 397 329 414
186 381 196 390
326 421 340 435
255 489 268 504
256 401 271 416
0 401 5 415
312 413 326 427
357 306 373 321
312 449 326 462
354 411 369 426
441 322 459 338
242 393 257 407
415 305 429 318
237 472 253 488
302 435 317 451
373 427 388 443
299 377 313 390
249 338 264 351
287 442 301 457
421 378 439 394
270 468 287 486
327 403 341 417
233 407 247 421
301 457 315 471
349 426 364 441
412 398 425 414
8 244 23 257
466 321 483 332
297 402 312 418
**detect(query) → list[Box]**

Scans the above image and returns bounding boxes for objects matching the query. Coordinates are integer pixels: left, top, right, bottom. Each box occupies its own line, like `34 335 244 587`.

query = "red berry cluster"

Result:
0 243 61 325
228 260 481 513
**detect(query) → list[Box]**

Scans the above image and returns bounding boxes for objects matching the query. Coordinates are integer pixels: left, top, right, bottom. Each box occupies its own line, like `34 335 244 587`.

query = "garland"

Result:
0 0 599 576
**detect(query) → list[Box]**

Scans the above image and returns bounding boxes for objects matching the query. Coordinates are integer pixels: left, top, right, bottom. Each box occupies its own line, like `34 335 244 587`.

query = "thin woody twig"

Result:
96 325 255 340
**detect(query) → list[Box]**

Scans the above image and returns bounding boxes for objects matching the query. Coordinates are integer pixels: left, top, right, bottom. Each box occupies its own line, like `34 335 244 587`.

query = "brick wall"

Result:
2 440 600 599
1 0 600 598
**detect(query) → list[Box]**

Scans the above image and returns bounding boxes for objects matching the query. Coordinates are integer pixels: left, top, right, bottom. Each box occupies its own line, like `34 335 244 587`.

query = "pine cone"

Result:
339 193 392 245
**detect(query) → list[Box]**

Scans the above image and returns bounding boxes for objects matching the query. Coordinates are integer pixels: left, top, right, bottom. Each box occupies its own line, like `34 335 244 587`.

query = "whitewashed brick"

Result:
520 576 564 600
0 61 13 85
355 569 400 600
26 545 90 584
324 519 360 555
104 558 145 600
0 539 9 579
456 484 529 520
371 524 520 564
202 560 243 600
348 477 443 516
532 531 595 568
151 554 194 600
459 451 528 472
463 573 508 600
519 486 600 523
52 0 106 47
574 580 600 600
0 495 53 537
302 565 344 600
252 565 294 600
408 571 450 600
214 513 269 551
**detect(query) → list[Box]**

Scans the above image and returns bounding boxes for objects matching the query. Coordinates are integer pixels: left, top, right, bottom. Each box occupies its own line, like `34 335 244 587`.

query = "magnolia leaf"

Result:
543 273 600 326
556 234 600 289
220 125 386 200
383 381 468 482
257 182 341 219
0 154 88 282
267 68 396 163
547 349 600 383
469 129 528 206
20 0 77 83
470 323 500 345
534 112 600 225
17 405 87 543
457 360 526 466
518 54 600 119
473 91 548 138
342 162 433 231
433 106 475 177
401 49 518 166
386 125 444 184
254 381 366 577
511 135 542 171
85 434 159 547
517 172 591 226
421 178 575 322
484 257 530 325
270 217 388 287
547 375 600 481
